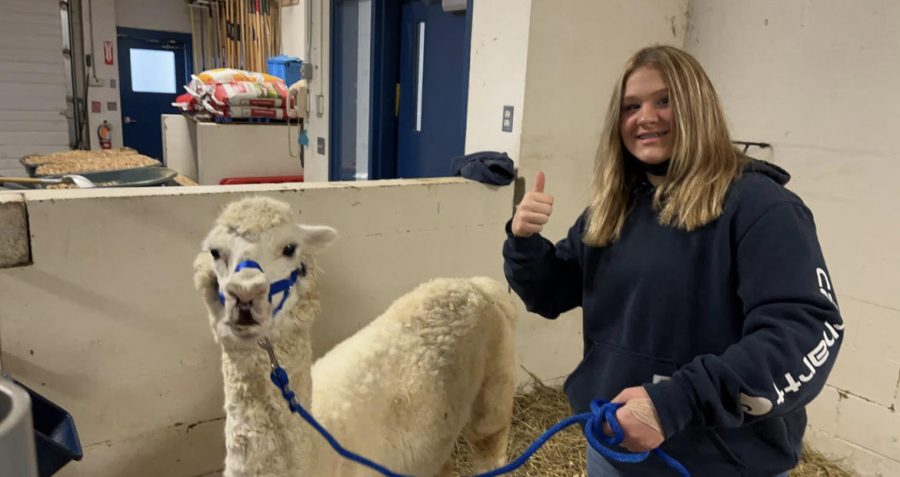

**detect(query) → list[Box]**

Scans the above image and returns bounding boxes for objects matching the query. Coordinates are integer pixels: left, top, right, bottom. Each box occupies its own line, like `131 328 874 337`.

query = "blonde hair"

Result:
584 45 748 247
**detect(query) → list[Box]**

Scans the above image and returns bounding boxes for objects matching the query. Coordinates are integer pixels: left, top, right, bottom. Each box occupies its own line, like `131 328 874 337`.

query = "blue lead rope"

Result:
268 366 690 477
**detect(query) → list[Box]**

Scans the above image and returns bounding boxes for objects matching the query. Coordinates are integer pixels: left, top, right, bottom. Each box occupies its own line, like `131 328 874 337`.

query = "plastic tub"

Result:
267 55 303 85
0 376 38 477
1 375 82 477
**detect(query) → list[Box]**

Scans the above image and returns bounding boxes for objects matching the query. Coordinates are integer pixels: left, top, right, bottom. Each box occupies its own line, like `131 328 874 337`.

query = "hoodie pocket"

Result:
662 428 748 476
563 340 677 413
563 341 749 475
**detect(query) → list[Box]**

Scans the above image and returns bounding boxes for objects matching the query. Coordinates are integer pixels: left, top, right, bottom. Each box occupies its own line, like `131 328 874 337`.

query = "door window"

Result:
129 49 177 94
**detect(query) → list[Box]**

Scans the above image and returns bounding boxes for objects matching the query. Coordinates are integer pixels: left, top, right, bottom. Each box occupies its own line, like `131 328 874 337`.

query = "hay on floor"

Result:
452 374 857 477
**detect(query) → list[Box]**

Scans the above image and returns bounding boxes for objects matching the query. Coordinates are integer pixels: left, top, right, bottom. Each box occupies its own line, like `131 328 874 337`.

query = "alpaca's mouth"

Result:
225 302 264 338
224 307 264 340
236 305 258 326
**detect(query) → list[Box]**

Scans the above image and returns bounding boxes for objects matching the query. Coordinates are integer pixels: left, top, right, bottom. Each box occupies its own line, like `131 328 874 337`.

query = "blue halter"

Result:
216 260 307 316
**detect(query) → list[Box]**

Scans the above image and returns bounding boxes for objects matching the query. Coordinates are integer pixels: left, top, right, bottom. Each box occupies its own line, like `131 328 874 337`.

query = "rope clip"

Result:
258 337 280 371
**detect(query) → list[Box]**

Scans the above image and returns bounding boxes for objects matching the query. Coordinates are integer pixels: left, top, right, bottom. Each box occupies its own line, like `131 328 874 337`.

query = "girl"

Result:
503 45 843 477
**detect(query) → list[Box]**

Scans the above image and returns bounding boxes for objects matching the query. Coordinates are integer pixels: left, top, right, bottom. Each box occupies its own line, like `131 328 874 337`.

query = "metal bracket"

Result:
732 140 772 155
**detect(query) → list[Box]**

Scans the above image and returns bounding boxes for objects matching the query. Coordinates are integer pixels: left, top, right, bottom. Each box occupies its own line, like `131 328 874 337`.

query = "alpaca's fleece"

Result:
216 196 293 238
311 277 517 476
195 196 517 477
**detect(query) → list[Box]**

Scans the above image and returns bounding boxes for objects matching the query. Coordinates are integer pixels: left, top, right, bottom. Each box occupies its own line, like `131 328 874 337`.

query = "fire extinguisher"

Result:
97 120 112 149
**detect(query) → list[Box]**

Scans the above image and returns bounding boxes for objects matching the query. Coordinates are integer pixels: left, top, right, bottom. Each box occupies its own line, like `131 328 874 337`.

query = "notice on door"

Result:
104 41 114 65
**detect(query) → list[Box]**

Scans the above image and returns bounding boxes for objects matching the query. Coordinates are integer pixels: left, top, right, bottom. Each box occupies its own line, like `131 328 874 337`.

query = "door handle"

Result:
124 116 137 124
414 21 425 132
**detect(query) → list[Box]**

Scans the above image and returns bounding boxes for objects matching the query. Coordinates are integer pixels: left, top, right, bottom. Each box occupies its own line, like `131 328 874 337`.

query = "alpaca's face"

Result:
196 220 337 344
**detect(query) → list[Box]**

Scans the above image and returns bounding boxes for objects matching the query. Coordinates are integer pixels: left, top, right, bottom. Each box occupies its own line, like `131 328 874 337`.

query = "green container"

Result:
71 167 178 188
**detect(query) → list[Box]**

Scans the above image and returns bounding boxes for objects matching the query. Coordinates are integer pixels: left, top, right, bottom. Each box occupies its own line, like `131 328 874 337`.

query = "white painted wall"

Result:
116 0 191 33
83 0 124 149
464 0 532 162
280 3 308 60
0 179 513 476
515 0 688 382
301 0 331 181
279 1 331 181
685 1 900 473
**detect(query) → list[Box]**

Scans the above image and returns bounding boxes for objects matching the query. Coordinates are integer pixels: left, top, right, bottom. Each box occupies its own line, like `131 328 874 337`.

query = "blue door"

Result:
329 0 470 181
116 28 192 161
395 0 469 178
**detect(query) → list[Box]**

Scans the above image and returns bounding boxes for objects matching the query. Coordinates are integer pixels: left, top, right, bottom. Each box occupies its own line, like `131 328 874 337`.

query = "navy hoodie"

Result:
503 161 843 477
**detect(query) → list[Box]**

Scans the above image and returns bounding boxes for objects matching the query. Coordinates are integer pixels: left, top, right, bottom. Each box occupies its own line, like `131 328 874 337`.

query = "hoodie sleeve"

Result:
502 214 585 319
645 202 844 438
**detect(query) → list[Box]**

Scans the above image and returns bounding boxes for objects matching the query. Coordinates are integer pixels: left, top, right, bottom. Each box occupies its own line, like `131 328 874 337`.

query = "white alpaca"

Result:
193 197 517 477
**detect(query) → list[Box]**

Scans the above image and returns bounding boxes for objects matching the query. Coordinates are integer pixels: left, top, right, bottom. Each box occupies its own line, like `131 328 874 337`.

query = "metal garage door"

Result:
0 0 69 177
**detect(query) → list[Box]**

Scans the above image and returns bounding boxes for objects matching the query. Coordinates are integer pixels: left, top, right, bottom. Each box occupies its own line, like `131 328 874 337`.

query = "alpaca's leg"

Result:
465 425 511 473
463 359 516 472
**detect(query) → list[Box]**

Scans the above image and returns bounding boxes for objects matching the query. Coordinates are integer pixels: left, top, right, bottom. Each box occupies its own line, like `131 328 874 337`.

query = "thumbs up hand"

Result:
511 171 555 237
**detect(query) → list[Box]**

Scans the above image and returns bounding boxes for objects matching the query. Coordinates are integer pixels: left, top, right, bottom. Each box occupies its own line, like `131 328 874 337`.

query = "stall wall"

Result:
0 179 514 476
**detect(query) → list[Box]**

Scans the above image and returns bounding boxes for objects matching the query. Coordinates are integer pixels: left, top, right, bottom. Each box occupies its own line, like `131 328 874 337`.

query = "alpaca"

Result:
193 197 517 477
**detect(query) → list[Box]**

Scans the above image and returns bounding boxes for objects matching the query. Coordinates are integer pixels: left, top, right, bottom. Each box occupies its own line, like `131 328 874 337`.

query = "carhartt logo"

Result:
740 393 773 416
773 320 843 406
817 267 837 308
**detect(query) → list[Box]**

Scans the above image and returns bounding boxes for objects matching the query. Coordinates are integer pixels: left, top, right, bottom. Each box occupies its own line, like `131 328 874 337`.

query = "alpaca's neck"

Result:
219 300 317 477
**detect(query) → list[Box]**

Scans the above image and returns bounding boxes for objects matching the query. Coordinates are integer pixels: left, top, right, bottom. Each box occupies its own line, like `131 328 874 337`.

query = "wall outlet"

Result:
316 137 326 155
502 105 514 132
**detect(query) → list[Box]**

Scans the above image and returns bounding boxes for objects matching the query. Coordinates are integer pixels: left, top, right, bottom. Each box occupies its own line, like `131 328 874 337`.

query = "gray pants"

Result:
586 445 789 477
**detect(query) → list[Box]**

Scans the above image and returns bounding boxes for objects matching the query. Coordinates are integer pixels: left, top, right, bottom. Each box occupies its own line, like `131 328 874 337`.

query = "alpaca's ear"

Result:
298 224 338 255
193 251 222 311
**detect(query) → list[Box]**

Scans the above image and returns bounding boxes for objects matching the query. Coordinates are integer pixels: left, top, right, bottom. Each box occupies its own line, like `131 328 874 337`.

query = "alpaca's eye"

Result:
282 244 297 257
210 249 221 260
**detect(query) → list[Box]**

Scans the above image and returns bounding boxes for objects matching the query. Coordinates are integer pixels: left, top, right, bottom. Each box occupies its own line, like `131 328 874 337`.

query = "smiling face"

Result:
619 66 675 167
194 199 337 346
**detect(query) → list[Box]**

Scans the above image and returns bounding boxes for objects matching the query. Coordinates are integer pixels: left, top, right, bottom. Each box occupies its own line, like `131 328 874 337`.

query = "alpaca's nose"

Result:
225 271 268 305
